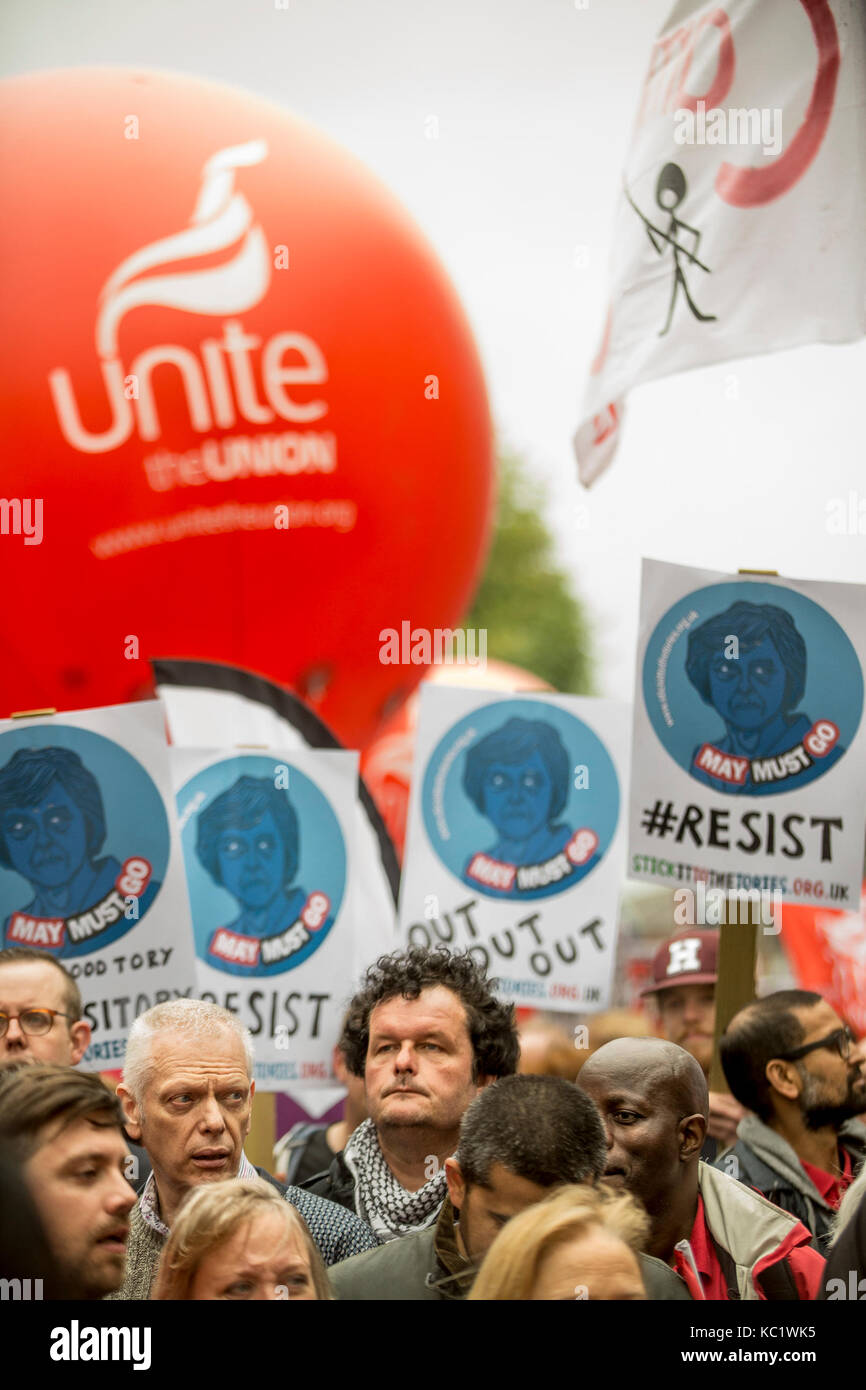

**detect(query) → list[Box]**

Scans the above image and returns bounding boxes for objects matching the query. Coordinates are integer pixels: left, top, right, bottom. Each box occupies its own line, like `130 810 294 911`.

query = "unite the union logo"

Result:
48 139 331 460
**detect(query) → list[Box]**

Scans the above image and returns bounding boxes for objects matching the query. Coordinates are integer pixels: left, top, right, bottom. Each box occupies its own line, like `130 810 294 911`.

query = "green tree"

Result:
463 451 594 693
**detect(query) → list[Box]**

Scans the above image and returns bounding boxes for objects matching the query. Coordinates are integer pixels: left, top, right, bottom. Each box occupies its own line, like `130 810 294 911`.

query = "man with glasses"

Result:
0 946 91 1065
717 990 866 1249
0 946 155 1189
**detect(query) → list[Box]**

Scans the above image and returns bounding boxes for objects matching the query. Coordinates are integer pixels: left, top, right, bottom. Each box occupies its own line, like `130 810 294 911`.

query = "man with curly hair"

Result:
303 947 519 1243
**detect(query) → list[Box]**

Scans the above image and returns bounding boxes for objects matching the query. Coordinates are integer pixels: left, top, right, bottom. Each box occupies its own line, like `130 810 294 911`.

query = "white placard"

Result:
172 746 361 1090
629 559 866 909
398 687 629 1013
0 701 197 1066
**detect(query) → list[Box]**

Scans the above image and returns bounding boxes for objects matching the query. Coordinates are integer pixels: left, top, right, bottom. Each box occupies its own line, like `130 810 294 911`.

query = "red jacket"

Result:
674 1162 825 1301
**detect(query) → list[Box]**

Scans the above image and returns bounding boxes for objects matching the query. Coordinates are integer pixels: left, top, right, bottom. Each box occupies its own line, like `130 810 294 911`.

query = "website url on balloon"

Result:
88 498 358 557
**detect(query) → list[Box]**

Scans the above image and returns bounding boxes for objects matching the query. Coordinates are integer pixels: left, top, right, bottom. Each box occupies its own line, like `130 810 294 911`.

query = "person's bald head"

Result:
581 1038 708 1115
579 1038 707 1218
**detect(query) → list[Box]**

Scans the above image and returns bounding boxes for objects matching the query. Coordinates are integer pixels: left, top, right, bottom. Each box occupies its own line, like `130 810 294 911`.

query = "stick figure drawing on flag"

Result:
625 162 717 337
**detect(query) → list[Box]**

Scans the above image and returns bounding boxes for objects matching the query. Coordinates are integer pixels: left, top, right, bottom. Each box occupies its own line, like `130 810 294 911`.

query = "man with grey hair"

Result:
109 999 377 1298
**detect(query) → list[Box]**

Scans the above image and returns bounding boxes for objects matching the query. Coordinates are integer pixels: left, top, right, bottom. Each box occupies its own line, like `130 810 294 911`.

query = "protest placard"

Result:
0 701 196 1065
630 559 866 912
399 687 629 1012
173 746 360 1089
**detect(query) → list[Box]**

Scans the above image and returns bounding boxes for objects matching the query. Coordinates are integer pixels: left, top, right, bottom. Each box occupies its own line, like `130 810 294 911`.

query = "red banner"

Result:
781 884 866 1037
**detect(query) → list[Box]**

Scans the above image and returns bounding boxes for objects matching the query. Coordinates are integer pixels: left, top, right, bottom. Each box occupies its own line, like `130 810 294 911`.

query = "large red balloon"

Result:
0 69 493 747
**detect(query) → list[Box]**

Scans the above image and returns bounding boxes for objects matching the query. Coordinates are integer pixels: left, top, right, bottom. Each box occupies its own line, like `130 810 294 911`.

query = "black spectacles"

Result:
0 1008 71 1038
777 1027 854 1064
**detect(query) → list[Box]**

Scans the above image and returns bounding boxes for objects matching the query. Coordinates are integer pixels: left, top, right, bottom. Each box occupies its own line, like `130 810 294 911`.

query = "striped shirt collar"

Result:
139 1151 258 1236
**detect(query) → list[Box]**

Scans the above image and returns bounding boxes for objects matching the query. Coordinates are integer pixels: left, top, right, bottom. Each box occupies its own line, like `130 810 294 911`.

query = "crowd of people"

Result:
1 938 865 1302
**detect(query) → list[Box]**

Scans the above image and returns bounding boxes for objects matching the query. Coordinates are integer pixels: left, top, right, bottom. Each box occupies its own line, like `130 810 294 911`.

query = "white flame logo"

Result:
48 139 290 454
96 139 270 357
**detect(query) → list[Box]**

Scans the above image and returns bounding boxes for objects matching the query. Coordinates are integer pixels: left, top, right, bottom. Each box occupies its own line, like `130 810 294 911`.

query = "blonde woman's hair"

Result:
152 1178 331 1301
467 1182 649 1301
830 1161 866 1245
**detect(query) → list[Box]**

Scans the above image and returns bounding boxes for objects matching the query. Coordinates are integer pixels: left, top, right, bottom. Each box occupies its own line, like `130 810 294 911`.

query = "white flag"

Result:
575 0 866 485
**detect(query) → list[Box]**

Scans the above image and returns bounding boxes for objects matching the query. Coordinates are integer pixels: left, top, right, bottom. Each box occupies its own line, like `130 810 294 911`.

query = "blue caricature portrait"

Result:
422 700 620 902
197 775 309 940
179 757 345 977
463 717 575 867
643 582 863 797
0 732 167 958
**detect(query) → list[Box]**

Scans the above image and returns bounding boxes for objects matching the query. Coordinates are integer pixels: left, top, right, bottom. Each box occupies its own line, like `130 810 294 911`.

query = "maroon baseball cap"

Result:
640 929 720 997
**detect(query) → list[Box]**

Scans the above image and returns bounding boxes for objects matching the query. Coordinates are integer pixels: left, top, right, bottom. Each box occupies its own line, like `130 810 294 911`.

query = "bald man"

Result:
579 1038 825 1300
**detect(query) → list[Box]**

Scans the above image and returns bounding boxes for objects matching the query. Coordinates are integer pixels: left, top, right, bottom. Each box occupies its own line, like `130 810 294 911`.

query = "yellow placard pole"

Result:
708 911 759 1093
246 1091 278 1173
705 564 775 1091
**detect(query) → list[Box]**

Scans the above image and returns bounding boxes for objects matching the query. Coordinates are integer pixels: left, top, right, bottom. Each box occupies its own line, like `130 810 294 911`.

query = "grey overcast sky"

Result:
3 0 865 700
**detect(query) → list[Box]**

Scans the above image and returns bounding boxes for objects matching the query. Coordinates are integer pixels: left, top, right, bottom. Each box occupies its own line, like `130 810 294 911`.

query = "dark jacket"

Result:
124 1138 152 1195
700 1135 720 1164
275 1123 335 1188
301 1149 357 1212
328 1197 693 1300
713 1115 866 1251
255 1165 288 1195
330 1198 473 1300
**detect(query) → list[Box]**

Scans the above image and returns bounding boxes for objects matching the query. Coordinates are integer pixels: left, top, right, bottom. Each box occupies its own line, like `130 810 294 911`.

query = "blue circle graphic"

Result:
421 699 619 901
0 723 169 958
642 581 864 796
177 755 346 976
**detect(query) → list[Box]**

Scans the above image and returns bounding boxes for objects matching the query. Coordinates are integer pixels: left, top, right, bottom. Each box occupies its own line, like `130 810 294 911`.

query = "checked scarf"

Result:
342 1118 448 1243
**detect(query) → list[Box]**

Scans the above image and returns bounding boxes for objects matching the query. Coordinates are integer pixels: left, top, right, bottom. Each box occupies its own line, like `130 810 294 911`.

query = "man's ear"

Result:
116 1083 142 1141
242 1079 255 1140
332 1047 349 1086
444 1157 466 1211
765 1059 801 1105
679 1112 707 1161
475 1073 496 1093
68 1019 91 1067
